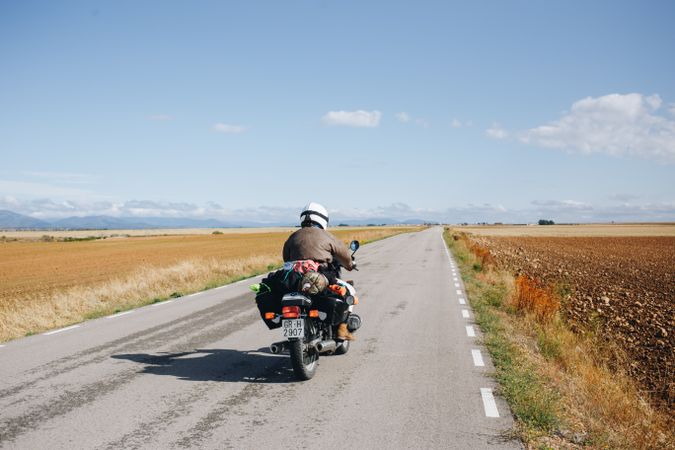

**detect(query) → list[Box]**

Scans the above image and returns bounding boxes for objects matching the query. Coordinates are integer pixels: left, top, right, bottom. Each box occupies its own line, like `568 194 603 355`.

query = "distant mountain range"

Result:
0 209 432 230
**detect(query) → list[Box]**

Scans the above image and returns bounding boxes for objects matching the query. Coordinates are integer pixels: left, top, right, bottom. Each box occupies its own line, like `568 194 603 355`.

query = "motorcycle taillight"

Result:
282 306 300 319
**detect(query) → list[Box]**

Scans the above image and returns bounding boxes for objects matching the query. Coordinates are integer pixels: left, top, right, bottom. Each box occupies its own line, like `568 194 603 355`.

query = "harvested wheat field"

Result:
0 226 298 240
0 226 417 341
465 231 675 410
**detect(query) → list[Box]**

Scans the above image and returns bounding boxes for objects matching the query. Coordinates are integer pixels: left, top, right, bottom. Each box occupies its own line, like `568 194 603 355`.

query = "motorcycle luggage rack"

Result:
281 292 312 307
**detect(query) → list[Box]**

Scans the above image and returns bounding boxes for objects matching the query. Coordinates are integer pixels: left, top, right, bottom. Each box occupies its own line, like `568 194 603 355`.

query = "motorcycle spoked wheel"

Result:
289 318 319 380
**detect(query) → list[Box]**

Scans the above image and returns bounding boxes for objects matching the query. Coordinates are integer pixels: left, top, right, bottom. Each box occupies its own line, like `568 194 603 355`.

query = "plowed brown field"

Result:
468 234 675 408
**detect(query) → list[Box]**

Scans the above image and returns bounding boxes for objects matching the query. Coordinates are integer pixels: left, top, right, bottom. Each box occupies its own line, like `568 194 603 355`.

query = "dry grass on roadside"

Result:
446 230 674 449
0 227 417 342
0 255 280 342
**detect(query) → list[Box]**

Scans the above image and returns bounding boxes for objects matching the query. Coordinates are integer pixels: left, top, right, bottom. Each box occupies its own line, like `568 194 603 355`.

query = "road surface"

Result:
0 227 520 449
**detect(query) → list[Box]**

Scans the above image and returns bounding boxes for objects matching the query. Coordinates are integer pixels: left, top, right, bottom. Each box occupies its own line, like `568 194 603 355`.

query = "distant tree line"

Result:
538 219 555 225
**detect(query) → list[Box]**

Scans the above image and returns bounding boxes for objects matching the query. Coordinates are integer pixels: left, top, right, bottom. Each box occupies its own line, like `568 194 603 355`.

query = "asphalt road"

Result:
0 227 520 449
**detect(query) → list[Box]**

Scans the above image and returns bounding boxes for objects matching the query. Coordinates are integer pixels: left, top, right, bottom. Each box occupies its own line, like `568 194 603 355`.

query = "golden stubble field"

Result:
0 226 418 341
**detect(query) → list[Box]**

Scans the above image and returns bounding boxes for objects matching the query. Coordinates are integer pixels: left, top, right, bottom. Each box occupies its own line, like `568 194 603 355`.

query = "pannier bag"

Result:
255 269 303 329
254 262 343 329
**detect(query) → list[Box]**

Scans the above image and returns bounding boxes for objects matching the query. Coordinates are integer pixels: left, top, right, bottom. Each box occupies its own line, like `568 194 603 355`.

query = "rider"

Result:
282 202 357 341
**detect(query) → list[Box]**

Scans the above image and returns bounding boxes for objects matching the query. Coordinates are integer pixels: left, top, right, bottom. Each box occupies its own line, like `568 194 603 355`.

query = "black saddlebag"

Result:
255 291 283 329
255 269 303 329
312 295 350 326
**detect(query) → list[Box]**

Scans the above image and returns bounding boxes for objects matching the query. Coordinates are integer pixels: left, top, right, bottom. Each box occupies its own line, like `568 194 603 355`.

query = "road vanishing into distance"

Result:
0 227 520 449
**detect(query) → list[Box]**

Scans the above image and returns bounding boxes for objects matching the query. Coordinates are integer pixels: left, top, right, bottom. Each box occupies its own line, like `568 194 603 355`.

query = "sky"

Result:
1 0 674 224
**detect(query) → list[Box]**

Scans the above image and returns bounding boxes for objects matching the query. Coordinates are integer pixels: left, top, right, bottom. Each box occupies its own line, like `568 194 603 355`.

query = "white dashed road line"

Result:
472 349 485 367
43 325 80 336
443 234 499 421
107 311 134 319
480 388 500 417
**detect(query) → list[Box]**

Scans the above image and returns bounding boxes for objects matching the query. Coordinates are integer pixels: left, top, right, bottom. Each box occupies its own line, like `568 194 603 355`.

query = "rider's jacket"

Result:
282 227 354 270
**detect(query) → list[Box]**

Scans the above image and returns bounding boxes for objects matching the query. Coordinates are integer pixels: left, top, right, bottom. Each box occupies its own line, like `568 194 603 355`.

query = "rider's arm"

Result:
329 234 355 270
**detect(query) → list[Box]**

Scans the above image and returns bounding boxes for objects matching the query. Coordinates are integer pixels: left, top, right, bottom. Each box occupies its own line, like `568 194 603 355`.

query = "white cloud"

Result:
415 118 430 128
486 123 509 139
608 193 640 202
321 110 381 128
2 197 674 224
212 123 248 134
148 114 173 121
451 119 473 128
395 112 410 123
520 93 675 163
394 112 430 128
531 199 593 211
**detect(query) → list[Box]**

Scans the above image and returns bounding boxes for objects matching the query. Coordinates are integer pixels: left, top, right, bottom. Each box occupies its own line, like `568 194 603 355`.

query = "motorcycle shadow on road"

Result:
111 348 298 384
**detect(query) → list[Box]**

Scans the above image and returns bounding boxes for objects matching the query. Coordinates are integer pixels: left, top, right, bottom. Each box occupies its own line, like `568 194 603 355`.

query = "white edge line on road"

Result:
152 299 175 307
107 310 134 319
456 289 463 295
462 309 470 318
459 297 466 305
454 283 461 287
43 325 80 336
0 344 5 348
472 349 485 366
466 325 476 337
480 388 500 417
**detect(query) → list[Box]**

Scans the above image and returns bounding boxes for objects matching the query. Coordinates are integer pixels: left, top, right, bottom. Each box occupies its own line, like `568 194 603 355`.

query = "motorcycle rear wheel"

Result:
289 319 318 380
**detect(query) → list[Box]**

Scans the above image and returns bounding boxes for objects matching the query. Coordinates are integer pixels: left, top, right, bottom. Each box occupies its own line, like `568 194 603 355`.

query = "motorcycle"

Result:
265 240 362 380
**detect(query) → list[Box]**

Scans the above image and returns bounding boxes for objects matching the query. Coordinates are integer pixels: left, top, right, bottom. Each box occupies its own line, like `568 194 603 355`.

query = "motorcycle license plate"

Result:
282 319 304 339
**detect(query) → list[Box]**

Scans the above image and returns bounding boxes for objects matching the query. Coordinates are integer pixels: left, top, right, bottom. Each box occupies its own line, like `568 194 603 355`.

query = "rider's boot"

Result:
337 323 355 341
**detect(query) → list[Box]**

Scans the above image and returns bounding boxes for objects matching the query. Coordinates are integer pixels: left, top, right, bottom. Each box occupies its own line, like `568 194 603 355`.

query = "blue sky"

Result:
1 0 674 223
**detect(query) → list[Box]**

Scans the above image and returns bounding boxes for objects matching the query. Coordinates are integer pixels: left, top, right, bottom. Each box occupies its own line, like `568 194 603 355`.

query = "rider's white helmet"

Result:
300 202 329 229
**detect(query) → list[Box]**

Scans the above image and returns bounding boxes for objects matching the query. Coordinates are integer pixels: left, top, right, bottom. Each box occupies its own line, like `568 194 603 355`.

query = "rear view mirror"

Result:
350 240 360 252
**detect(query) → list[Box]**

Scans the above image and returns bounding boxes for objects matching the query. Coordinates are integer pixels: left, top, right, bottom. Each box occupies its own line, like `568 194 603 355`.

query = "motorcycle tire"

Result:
289 319 318 380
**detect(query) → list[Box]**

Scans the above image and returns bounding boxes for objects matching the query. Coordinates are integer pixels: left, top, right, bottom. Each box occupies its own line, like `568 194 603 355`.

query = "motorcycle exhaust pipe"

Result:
315 340 337 353
270 341 288 354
